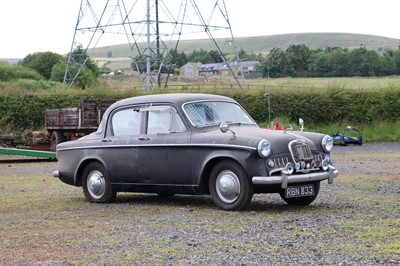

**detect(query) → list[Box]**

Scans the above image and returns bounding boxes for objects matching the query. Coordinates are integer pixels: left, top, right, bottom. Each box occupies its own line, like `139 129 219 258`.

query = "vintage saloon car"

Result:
53 93 338 211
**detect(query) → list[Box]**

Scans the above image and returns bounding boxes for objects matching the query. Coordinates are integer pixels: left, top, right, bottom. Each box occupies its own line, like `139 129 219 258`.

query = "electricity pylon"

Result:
64 0 243 91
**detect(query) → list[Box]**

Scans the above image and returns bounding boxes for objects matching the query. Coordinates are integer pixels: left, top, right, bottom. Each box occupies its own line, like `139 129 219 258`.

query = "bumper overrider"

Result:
252 164 338 189
52 170 60 178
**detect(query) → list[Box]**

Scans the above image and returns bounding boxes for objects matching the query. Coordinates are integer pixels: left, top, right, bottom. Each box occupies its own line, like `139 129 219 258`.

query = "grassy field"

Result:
2 74 399 94
96 75 400 91
247 76 400 90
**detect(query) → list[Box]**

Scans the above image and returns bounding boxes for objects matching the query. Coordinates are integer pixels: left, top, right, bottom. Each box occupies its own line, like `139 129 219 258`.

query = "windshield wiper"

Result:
226 121 242 126
201 121 220 126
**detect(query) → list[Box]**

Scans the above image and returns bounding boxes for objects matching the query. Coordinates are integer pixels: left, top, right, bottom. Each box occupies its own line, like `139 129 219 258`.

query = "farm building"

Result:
180 61 259 78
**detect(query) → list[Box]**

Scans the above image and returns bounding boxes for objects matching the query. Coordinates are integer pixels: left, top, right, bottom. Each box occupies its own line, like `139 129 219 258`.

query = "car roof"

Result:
110 93 235 109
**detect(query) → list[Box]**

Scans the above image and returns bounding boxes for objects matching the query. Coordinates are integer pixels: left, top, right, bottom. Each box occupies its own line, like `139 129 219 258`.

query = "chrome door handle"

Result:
102 139 112 142
139 136 150 141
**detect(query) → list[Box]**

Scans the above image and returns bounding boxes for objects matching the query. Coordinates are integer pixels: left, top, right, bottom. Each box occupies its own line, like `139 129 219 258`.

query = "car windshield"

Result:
183 101 256 127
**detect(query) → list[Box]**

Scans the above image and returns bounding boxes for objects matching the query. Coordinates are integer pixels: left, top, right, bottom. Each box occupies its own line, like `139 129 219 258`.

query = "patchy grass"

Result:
0 148 399 265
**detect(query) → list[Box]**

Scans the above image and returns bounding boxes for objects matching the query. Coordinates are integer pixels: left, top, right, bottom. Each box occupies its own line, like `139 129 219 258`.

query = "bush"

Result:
51 62 99 89
20 52 63 80
0 64 43 81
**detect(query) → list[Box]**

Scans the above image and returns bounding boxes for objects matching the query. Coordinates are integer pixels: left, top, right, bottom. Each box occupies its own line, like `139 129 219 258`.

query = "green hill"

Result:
89 32 400 58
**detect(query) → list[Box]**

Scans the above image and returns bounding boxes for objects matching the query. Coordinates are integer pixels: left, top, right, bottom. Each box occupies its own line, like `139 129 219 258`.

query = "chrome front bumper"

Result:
252 165 339 189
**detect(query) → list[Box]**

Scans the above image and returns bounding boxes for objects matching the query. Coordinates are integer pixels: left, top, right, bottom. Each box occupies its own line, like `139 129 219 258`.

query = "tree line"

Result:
133 45 400 78
2 44 400 89
257 45 400 78
167 48 263 66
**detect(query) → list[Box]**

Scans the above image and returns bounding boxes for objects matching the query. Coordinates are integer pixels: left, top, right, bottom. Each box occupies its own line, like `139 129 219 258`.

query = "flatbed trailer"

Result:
0 147 56 159
45 99 116 151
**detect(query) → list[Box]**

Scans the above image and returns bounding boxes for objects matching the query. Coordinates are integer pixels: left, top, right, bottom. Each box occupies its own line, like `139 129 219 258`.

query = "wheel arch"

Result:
75 158 106 187
199 156 246 194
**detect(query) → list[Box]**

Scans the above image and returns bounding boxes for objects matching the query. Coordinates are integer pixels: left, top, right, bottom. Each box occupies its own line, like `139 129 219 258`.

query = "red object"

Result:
273 121 281 130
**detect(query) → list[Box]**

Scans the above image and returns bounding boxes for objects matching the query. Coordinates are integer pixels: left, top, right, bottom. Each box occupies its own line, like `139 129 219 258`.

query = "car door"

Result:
100 106 142 183
137 105 192 187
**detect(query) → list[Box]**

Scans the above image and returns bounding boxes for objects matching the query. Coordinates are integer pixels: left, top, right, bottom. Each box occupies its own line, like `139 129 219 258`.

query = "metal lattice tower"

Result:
64 0 243 91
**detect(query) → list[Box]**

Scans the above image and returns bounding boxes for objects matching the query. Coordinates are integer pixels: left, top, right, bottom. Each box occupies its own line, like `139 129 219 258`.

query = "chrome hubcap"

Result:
216 170 240 203
87 170 106 199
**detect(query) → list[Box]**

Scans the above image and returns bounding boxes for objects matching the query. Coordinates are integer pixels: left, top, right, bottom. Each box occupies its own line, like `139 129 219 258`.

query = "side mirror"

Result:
220 122 229 133
299 118 304 132
220 122 235 137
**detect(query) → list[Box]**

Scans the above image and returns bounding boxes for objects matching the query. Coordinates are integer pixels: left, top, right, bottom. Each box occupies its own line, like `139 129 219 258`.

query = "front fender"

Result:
193 148 267 193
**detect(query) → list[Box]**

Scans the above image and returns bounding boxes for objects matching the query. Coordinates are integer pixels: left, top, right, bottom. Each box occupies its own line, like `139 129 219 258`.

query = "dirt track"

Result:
0 142 399 265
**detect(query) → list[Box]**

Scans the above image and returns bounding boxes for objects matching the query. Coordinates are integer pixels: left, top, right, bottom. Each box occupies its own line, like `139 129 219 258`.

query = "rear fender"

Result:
75 156 107 186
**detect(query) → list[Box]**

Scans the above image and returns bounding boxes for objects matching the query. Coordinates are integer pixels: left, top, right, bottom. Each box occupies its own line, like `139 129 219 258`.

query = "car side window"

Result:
145 106 186 134
112 108 141 136
184 102 220 125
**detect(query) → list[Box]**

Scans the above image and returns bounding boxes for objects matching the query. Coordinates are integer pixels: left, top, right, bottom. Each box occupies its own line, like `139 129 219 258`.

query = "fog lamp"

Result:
285 163 295 175
311 160 317 168
322 159 329 171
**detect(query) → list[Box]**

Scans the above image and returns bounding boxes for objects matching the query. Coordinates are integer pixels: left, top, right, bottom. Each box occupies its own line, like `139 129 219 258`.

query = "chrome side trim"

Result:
193 144 256 150
57 143 257 152
252 165 339 189
57 146 101 151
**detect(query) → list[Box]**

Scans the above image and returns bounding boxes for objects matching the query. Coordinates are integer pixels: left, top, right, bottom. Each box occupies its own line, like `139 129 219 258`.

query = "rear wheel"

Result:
50 131 66 152
279 181 320 206
209 160 253 211
82 162 116 203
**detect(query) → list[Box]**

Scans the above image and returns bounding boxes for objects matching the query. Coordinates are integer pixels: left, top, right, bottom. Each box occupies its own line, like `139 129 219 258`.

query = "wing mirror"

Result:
299 118 304 132
220 122 235 137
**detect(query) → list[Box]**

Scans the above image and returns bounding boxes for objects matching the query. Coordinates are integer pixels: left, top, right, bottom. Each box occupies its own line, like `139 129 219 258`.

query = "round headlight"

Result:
257 139 271 158
322 135 334 153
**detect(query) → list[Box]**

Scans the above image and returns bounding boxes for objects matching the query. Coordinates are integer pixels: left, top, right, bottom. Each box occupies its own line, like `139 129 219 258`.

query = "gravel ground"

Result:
332 142 400 178
0 142 399 265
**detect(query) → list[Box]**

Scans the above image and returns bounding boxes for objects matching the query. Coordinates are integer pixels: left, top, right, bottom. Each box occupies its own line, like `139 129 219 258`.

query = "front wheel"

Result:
279 181 320 206
209 160 253 211
82 162 116 203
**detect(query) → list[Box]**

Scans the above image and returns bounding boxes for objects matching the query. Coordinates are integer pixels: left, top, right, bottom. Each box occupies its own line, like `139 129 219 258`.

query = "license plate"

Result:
285 184 315 198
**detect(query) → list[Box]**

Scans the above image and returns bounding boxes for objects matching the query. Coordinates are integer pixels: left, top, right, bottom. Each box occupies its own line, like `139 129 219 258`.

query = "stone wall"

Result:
0 131 50 149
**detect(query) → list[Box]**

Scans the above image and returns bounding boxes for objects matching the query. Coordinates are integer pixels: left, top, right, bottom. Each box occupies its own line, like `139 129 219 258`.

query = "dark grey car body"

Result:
53 93 338 210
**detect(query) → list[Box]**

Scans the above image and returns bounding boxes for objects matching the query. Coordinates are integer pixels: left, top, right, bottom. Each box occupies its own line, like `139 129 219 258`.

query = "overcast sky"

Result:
1 0 399 58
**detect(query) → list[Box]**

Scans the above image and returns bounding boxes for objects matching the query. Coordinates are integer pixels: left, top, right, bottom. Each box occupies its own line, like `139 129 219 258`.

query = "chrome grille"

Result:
314 154 324 162
272 156 290 168
268 141 327 176
291 141 313 161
